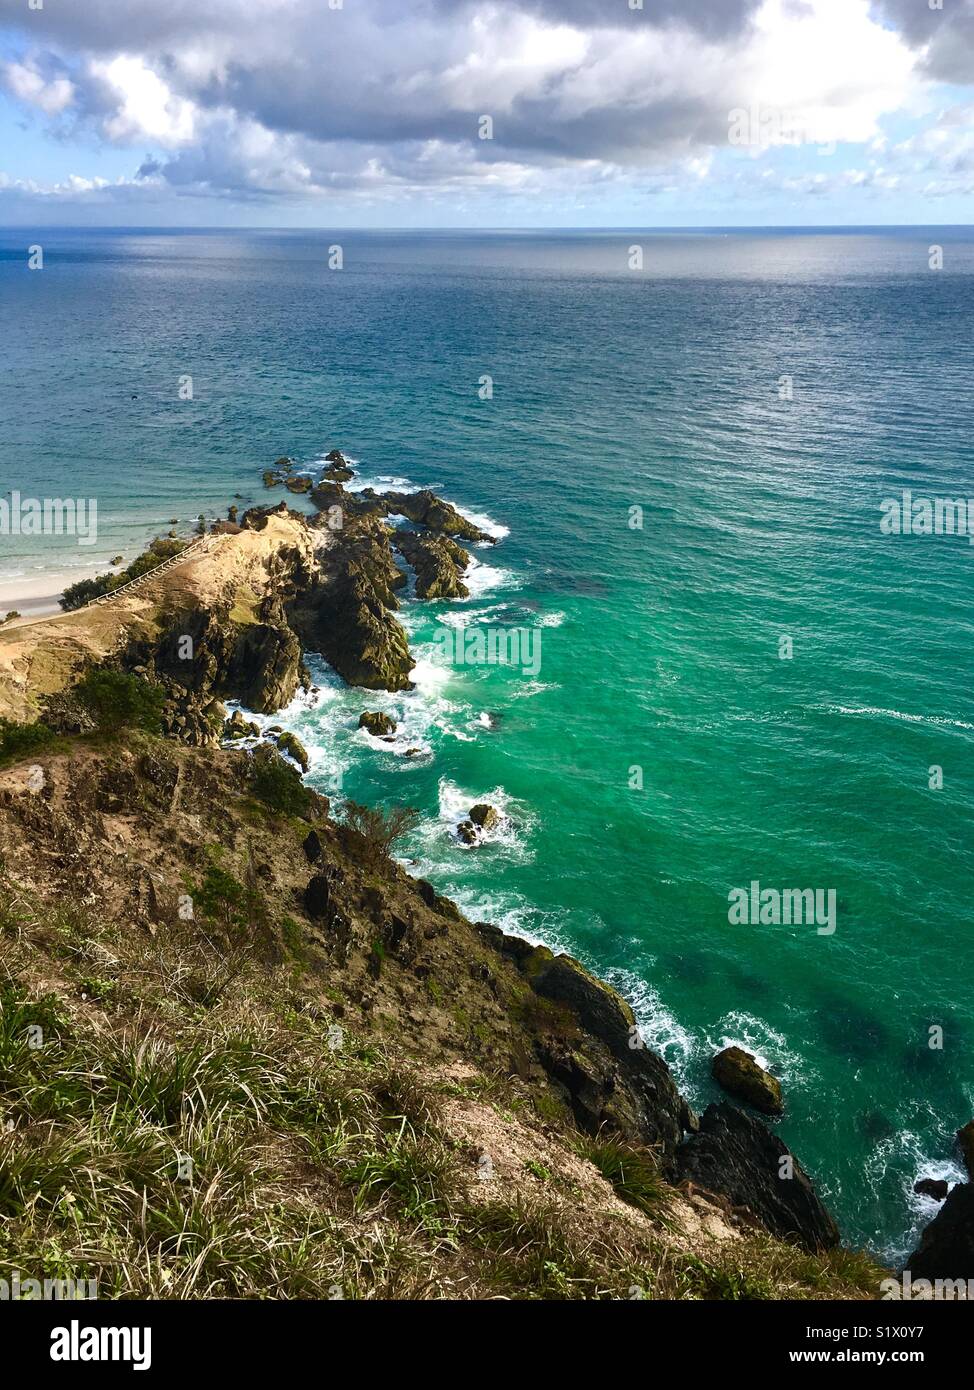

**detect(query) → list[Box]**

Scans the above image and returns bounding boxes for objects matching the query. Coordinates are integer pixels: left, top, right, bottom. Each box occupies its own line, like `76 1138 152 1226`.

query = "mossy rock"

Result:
711 1046 783 1117
276 730 310 773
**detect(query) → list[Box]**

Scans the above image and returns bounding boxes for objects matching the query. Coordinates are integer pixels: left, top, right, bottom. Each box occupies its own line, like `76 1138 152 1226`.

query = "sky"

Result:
0 0 972 227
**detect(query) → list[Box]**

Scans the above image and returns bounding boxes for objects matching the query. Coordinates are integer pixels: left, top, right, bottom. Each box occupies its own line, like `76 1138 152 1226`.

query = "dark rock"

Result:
905 1182 974 1281
528 952 693 1154
382 489 493 543
284 475 312 494
304 872 334 920
672 1103 839 1251
416 879 437 907
957 1121 974 1179
457 820 478 845
358 711 396 737
303 829 323 863
469 803 499 830
712 1046 783 1117
413 878 460 919
289 518 413 692
914 1178 950 1202
393 530 470 598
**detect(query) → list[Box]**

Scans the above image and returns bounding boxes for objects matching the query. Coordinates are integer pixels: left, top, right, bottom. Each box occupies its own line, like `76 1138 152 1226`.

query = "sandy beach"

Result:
0 564 111 620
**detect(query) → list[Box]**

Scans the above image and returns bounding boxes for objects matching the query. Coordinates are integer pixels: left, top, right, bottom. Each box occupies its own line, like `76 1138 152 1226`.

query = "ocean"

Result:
2 226 973 1260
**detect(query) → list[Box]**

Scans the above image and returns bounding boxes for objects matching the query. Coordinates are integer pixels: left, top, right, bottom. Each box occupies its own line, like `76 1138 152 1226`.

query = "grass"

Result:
579 1135 674 1221
0 858 889 1302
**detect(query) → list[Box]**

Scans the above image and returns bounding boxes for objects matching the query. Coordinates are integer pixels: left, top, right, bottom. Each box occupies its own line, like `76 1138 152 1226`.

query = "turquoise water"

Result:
2 227 973 1259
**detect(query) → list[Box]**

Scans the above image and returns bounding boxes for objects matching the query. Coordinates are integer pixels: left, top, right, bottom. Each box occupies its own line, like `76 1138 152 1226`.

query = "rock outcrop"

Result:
382 489 492 543
712 1046 783 1117
914 1178 950 1202
289 519 413 691
475 934 695 1156
957 1120 974 1179
672 1103 839 1252
393 531 470 599
905 1182 974 1281
359 711 396 736
276 729 310 772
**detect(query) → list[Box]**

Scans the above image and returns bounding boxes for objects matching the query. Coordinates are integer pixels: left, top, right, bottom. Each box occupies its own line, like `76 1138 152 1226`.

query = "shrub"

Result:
249 745 311 817
75 669 166 734
0 718 55 765
60 538 187 611
0 718 54 768
342 802 421 870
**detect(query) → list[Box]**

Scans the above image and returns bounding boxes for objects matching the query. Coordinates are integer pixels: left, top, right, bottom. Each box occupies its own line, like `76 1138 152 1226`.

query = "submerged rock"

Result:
906 1182 974 1281
712 1046 783 1117
673 1103 839 1251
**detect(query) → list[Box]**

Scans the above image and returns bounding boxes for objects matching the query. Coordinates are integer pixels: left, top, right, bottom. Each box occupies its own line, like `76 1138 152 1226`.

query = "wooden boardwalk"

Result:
84 533 222 608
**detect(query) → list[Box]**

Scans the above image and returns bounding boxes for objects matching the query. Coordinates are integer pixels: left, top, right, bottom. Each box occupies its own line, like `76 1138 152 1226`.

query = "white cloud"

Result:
0 0 968 209
90 55 197 146
2 58 73 114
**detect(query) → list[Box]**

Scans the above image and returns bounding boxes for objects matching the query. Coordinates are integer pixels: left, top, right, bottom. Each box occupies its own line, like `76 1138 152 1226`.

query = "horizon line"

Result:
1 221 973 234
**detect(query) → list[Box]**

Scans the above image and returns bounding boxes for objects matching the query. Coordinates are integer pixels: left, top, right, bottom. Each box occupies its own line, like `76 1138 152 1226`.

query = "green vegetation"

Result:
0 856 889 1301
75 669 166 735
580 1135 672 1220
249 744 312 817
60 538 188 611
0 717 55 766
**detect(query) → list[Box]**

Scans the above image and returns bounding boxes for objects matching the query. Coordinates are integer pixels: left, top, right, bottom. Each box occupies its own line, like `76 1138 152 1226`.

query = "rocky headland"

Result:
0 452 967 1297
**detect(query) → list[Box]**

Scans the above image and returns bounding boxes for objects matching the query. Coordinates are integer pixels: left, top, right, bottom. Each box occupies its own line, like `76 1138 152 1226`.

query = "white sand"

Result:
0 565 107 619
